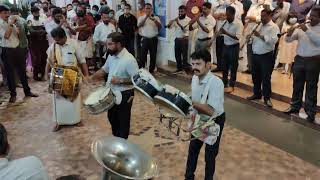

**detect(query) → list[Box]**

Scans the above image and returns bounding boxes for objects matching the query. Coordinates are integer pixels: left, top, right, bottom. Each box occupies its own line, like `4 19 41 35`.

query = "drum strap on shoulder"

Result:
54 43 62 66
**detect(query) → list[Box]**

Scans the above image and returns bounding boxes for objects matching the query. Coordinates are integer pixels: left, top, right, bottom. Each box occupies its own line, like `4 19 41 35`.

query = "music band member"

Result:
189 2 216 52
0 5 38 103
167 5 191 73
185 50 225 180
90 32 139 139
46 27 89 132
246 9 280 108
283 7 320 123
220 6 243 93
138 3 161 74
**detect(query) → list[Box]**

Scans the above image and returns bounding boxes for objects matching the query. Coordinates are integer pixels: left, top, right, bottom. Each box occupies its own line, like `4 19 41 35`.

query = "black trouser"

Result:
175 37 190 70
1 47 31 97
185 113 225 180
124 35 135 57
215 36 224 70
30 39 48 79
252 51 274 99
222 43 239 87
291 56 320 119
247 43 253 72
107 89 134 139
140 36 158 73
136 34 142 60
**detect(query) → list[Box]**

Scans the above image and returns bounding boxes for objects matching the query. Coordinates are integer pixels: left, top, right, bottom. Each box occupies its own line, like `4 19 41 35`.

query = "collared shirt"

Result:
93 22 116 44
245 4 264 39
213 4 226 33
102 48 139 92
44 20 72 45
67 9 77 21
230 0 244 21
118 13 138 38
47 38 86 66
0 156 49 180
138 15 160 38
27 15 47 26
171 16 191 38
285 24 320 57
223 19 243 45
195 14 216 39
0 18 20 48
290 0 314 23
191 72 224 119
252 21 280 55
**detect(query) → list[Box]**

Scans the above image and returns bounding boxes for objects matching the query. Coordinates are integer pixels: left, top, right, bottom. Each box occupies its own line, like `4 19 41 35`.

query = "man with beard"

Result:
93 9 116 68
28 6 49 81
90 32 139 139
44 7 76 45
167 5 191 73
185 49 225 180
283 6 320 123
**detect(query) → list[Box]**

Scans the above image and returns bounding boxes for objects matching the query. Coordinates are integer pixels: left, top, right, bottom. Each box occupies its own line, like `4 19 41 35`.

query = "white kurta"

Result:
47 39 86 125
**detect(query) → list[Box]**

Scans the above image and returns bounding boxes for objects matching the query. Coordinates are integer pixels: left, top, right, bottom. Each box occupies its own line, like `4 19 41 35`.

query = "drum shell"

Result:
84 86 115 115
133 73 160 99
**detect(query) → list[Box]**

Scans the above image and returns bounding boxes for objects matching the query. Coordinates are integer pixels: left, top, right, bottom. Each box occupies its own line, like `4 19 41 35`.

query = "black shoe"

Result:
211 68 222 72
9 96 16 103
283 107 299 114
25 92 39 97
264 99 273 108
246 95 262 101
306 116 315 123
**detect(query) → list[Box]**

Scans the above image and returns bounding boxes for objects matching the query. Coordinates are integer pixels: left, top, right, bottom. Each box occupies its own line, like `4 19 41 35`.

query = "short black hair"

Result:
226 5 236 15
56 175 85 180
51 27 66 39
0 123 9 156
125 3 131 9
179 5 186 10
190 50 211 63
10 7 20 14
92 5 99 10
52 7 63 16
31 6 40 13
0 5 10 13
203 2 212 9
107 32 126 46
66 4 73 8
261 8 273 16
145 3 152 7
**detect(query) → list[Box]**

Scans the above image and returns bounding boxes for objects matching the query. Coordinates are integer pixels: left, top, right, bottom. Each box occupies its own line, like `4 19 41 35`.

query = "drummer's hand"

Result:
111 76 121 85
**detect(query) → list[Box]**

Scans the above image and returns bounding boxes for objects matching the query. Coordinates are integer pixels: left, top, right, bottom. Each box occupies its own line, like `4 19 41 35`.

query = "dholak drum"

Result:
132 69 163 102
49 65 80 99
154 84 192 117
84 85 115 114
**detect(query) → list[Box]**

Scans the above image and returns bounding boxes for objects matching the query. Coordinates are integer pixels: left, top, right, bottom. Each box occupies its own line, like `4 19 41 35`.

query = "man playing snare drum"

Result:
185 50 226 180
46 27 89 132
90 32 139 139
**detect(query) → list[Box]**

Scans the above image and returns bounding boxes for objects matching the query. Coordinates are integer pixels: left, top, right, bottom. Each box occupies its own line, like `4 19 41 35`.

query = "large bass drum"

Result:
132 69 163 102
84 85 115 114
154 84 192 117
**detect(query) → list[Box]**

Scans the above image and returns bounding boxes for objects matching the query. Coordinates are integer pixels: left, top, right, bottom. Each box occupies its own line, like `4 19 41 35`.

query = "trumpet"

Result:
279 20 311 36
240 22 261 51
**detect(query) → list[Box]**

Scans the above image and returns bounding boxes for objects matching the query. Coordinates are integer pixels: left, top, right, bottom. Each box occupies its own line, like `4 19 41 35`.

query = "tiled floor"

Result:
0 79 320 180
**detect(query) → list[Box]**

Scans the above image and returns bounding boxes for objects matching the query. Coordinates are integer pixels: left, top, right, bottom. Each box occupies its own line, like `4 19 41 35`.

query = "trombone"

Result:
240 22 261 51
279 20 311 36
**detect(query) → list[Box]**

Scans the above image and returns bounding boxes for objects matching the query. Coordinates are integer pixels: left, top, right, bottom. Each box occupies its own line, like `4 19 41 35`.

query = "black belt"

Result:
224 43 239 48
198 37 211 41
296 55 320 61
253 51 273 56
142 36 158 39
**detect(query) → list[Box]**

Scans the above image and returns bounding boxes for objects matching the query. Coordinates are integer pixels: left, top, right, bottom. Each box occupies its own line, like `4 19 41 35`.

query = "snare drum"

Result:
154 85 192 117
84 85 115 114
49 65 80 99
132 69 163 102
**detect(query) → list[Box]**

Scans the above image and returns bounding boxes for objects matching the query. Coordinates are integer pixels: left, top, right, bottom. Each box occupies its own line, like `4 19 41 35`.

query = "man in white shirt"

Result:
115 0 127 21
220 6 243 93
66 4 77 22
93 9 116 67
167 5 191 73
185 49 225 180
90 32 139 139
28 6 49 81
190 2 216 52
0 123 49 180
138 3 161 73
0 5 38 103
283 6 320 123
247 9 280 107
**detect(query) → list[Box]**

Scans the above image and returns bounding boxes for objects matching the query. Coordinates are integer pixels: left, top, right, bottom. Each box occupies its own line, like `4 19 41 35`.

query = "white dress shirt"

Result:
230 0 244 21
171 16 191 38
213 4 227 33
27 15 47 26
0 18 20 48
0 156 49 180
47 38 86 66
138 15 161 38
252 21 280 55
67 9 77 21
116 9 125 21
192 72 224 119
223 19 243 45
285 24 320 57
195 14 216 39
93 22 116 44
245 4 264 43
102 48 139 92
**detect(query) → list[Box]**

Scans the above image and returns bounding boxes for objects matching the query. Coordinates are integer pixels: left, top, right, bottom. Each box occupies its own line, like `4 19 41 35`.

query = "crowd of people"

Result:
0 0 319 179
